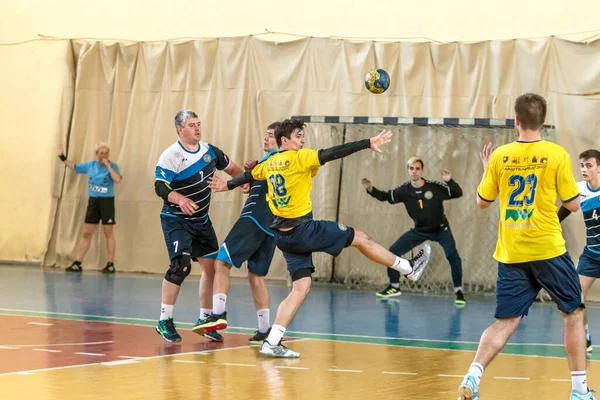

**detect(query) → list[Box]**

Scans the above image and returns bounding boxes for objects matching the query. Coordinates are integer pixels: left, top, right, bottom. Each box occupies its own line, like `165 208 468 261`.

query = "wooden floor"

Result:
2 265 600 399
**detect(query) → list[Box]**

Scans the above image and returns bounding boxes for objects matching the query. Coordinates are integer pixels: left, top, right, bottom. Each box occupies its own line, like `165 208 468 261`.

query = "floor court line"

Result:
0 340 113 348
74 352 105 357
32 349 61 353
382 371 418 375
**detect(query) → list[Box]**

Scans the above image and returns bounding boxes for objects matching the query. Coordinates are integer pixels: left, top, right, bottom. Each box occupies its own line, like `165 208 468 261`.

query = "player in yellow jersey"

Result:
209 118 429 358
458 94 594 400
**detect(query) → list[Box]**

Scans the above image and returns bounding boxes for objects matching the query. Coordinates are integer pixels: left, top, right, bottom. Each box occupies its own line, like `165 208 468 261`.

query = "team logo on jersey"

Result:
338 223 347 231
503 156 509 163
505 208 534 221
424 191 433 199
202 154 212 163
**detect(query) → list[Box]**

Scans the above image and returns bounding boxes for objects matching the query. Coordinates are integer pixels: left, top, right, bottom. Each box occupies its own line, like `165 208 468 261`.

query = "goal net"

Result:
296 116 556 294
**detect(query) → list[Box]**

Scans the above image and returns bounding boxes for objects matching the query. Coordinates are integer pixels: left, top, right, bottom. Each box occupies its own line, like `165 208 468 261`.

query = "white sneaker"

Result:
259 341 300 358
404 242 431 282
458 374 480 400
571 389 596 400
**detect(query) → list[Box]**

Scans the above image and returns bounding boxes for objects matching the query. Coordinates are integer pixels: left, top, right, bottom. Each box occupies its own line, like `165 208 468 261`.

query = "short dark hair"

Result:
579 149 600 166
275 119 305 147
514 93 547 131
267 121 281 131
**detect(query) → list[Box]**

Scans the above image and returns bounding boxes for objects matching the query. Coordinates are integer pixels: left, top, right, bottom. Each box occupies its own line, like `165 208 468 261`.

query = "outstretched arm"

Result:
208 172 255 192
58 144 76 170
318 130 392 165
361 177 398 203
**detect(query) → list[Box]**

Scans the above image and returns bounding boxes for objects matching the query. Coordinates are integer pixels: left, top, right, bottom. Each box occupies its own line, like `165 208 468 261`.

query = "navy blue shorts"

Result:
577 247 600 278
160 215 219 261
274 220 355 279
215 217 276 277
495 252 583 318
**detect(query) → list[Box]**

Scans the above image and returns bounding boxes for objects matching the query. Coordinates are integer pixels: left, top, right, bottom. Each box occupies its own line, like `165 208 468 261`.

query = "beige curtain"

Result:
43 37 600 287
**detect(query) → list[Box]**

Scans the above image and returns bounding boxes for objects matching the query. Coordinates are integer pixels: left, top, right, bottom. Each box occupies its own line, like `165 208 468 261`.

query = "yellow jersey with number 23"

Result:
250 148 321 219
477 141 579 264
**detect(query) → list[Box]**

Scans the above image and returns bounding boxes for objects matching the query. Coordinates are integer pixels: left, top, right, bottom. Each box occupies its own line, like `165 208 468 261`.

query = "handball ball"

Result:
365 68 390 94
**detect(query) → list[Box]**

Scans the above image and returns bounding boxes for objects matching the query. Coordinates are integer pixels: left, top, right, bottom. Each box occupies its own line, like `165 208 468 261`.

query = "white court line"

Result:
551 379 572 382
173 360 205 364
328 369 362 373
382 371 418 375
494 376 530 380
0 346 17 349
274 366 309 370
101 360 138 366
221 363 255 367
74 352 105 357
0 362 102 377
0 341 113 348
27 322 53 326
438 374 464 378
33 349 61 353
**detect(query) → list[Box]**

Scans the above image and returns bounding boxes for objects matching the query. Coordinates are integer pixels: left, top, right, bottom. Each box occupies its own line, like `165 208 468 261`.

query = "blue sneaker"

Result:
571 389 596 400
458 374 479 400
203 330 224 342
156 318 182 343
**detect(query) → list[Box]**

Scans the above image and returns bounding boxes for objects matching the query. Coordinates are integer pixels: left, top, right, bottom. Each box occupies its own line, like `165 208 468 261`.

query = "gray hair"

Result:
174 110 199 132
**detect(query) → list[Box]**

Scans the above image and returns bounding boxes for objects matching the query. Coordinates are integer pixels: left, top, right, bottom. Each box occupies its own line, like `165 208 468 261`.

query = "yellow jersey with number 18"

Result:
477 140 579 264
250 149 321 219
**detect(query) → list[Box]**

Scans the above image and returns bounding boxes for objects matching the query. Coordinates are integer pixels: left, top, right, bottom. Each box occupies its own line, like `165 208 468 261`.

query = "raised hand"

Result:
369 130 393 154
441 168 452 182
361 177 372 191
480 143 498 170
58 144 65 156
208 176 228 192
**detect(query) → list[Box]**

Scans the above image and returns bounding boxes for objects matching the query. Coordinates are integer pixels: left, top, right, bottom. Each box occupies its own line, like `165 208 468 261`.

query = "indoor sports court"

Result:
2 1 600 399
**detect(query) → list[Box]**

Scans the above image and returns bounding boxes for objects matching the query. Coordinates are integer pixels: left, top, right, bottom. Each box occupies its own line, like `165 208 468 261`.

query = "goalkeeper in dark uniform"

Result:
362 156 465 305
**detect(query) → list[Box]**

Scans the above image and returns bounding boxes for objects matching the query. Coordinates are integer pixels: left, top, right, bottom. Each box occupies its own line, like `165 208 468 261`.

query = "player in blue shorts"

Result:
153 110 246 343
458 94 594 400
58 142 122 274
193 122 281 344
558 149 600 355
209 118 429 358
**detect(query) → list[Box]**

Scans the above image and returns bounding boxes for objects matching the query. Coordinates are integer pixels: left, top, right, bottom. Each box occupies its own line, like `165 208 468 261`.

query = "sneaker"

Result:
571 389 596 400
203 330 224 342
155 318 182 343
249 328 271 345
101 262 115 274
65 261 83 272
587 338 593 354
458 374 480 400
376 284 401 298
455 290 466 306
192 312 228 335
259 341 300 358
404 242 431 282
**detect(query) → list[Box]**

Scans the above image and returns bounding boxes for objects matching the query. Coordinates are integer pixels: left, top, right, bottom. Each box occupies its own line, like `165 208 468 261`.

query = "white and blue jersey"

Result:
239 150 279 236
579 181 600 255
75 161 121 198
155 141 230 223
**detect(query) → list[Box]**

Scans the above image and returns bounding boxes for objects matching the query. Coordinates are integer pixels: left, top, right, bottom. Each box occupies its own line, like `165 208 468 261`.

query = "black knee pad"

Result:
165 253 192 286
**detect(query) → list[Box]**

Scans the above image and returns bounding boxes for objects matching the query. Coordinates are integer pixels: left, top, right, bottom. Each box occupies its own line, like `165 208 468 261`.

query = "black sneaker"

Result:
156 318 182 343
65 261 82 272
192 312 228 335
249 328 271 345
376 285 401 298
455 290 466 306
101 262 115 274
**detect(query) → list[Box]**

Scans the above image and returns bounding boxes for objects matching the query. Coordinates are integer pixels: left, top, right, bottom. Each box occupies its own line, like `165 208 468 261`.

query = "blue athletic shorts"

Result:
215 217 276 276
495 252 583 318
576 247 600 279
274 220 355 279
160 215 218 261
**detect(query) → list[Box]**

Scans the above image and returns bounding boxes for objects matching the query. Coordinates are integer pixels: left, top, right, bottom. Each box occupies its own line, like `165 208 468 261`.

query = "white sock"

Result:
213 294 227 315
390 256 412 275
257 309 270 333
391 283 400 289
467 362 484 386
455 287 463 293
200 308 211 319
265 324 286 345
160 304 174 320
585 324 591 341
571 371 587 394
